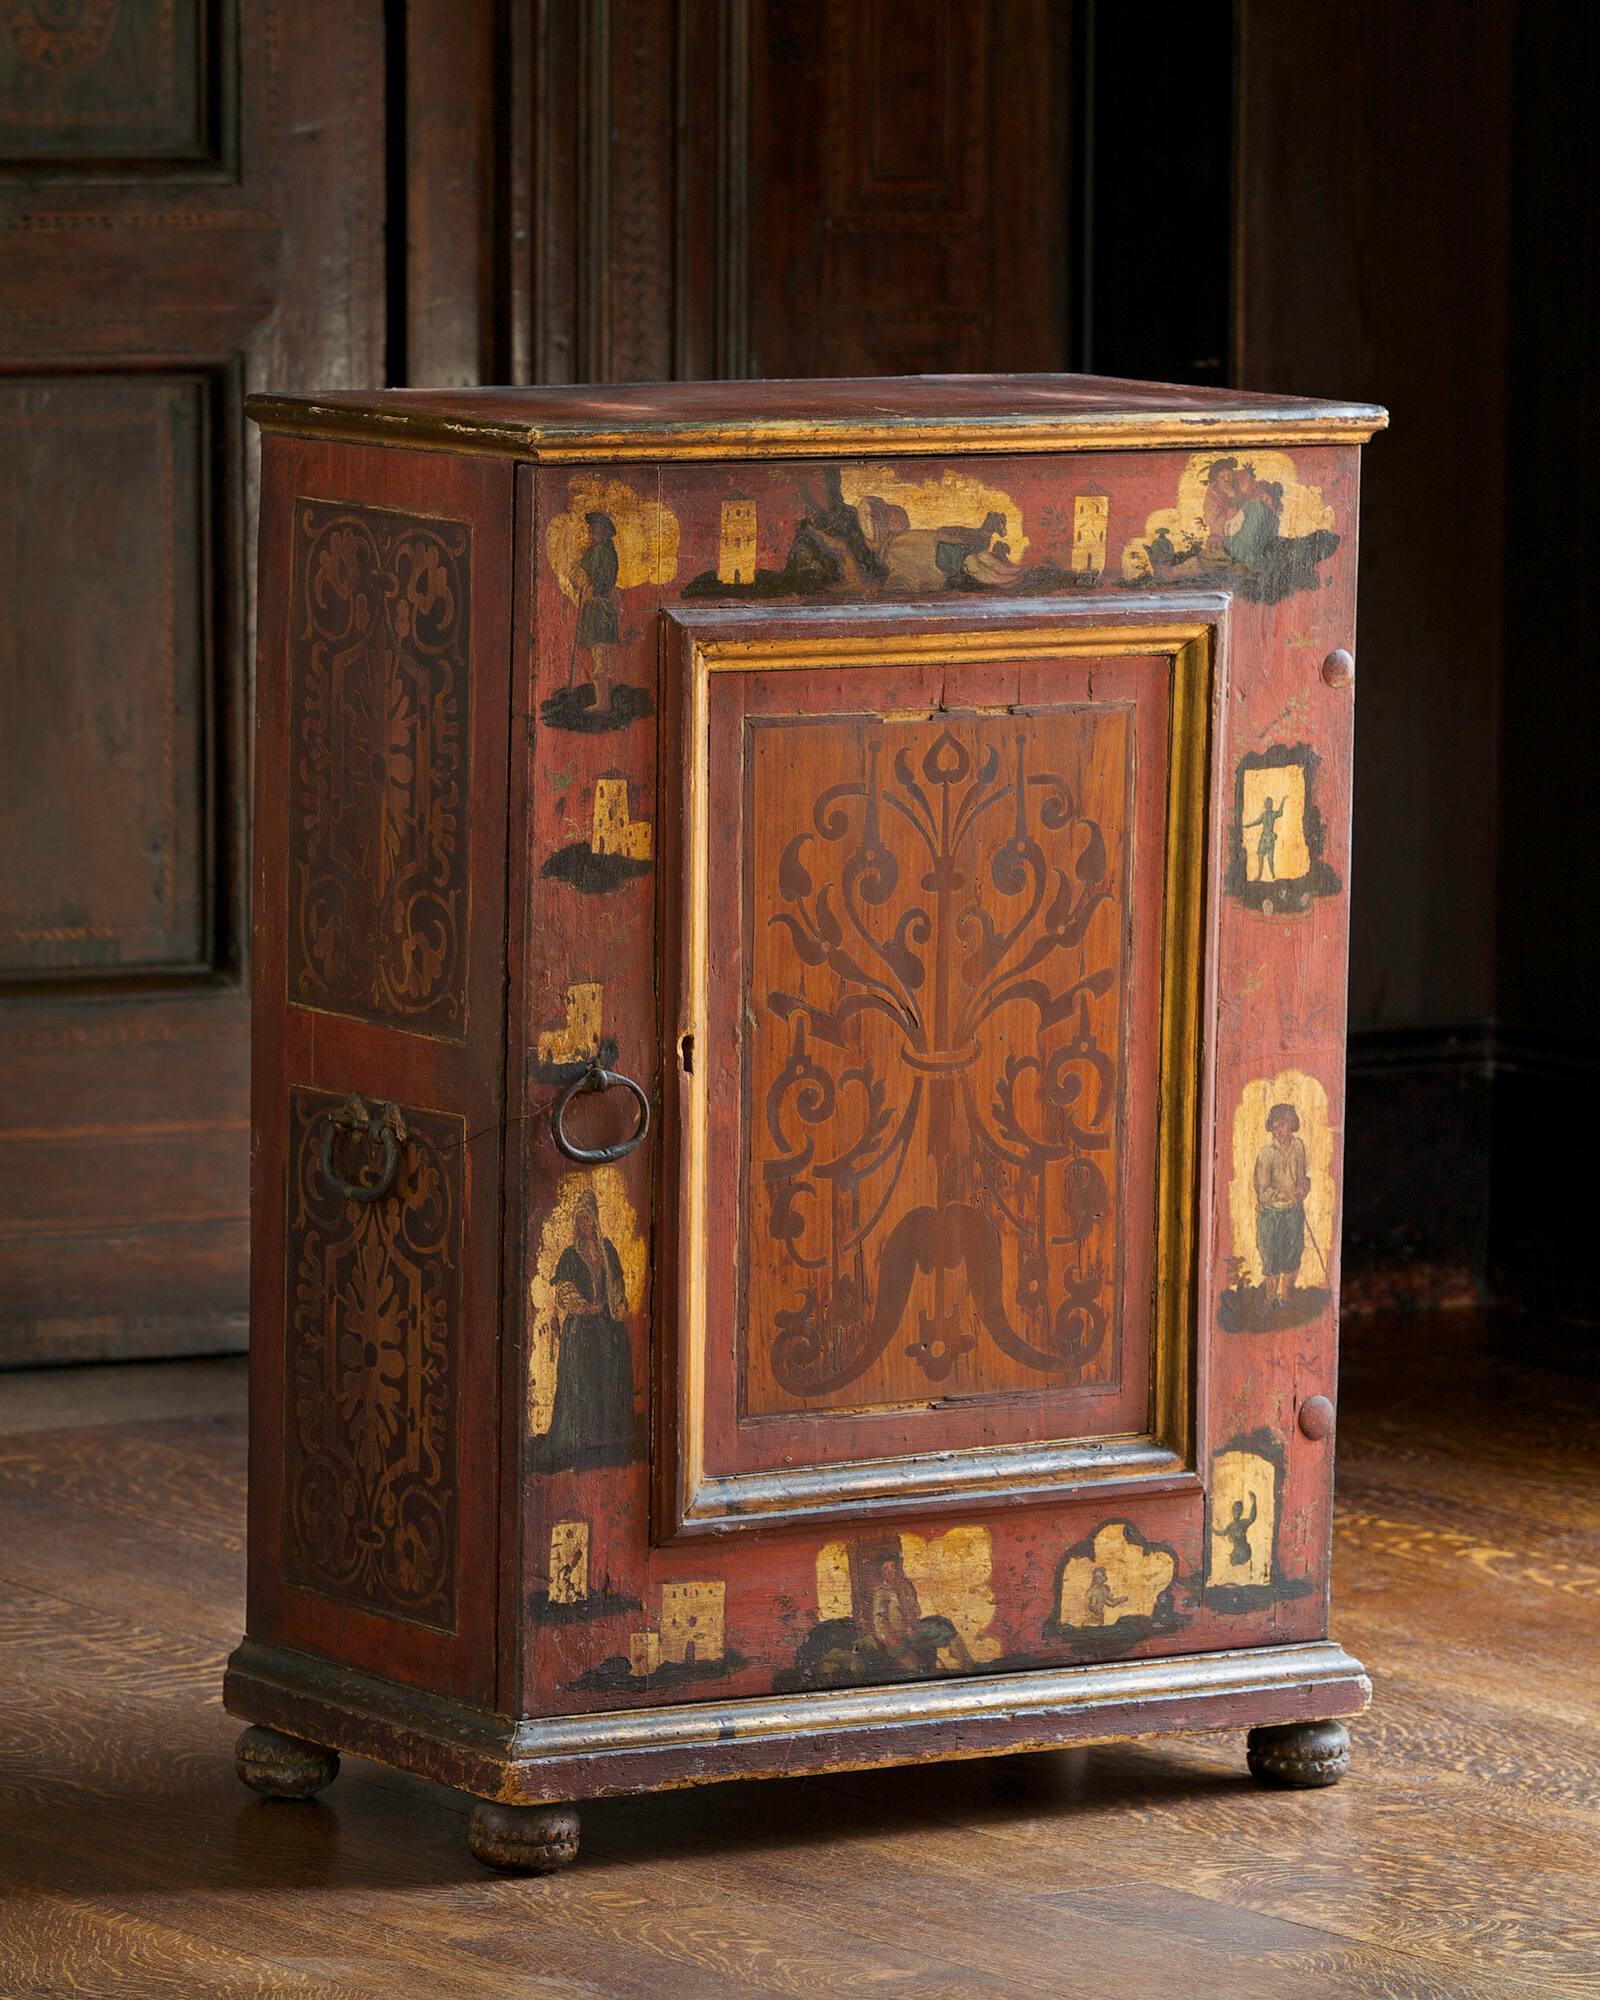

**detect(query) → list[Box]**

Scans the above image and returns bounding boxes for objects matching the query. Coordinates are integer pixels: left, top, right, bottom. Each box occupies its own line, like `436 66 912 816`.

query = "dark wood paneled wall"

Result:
1236 0 1510 1041
1491 4 1598 1335
746 0 1068 376
0 0 386 1366
1234 0 1512 1310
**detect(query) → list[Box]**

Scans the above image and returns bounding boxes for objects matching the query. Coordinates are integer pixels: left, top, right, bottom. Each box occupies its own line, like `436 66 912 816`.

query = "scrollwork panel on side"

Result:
287 500 471 1035
283 1086 463 1632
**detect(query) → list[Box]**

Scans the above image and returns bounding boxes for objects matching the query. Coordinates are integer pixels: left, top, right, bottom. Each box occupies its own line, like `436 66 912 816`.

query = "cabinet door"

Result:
657 596 1227 1542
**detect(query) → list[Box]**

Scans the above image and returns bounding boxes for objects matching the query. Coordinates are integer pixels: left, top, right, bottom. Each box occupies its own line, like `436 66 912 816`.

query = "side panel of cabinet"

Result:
248 436 514 1704
517 446 1359 1719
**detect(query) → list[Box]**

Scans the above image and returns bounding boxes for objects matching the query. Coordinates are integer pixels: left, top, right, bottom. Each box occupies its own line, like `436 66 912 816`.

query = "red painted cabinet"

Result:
227 375 1385 1869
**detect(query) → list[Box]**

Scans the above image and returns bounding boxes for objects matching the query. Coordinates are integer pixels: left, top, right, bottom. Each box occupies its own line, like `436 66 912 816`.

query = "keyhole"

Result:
679 1033 695 1076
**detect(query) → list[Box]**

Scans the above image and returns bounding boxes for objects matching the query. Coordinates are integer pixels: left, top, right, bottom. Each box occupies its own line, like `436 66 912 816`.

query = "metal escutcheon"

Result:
320 1094 407 1204
550 1059 651 1165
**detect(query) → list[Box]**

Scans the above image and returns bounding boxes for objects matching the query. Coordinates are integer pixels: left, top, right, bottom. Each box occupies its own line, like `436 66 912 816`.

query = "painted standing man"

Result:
1246 793 1285 880
1253 1102 1311 1311
572 510 621 709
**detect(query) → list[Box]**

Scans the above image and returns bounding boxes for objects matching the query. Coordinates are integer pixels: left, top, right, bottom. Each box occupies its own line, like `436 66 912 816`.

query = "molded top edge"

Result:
246 370 1387 461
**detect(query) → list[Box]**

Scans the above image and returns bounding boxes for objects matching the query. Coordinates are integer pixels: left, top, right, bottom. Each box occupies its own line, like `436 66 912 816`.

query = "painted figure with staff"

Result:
1253 1101 1327 1310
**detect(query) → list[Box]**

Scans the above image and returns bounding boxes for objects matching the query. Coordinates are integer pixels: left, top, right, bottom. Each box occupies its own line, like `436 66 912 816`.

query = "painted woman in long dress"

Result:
535 1188 635 1471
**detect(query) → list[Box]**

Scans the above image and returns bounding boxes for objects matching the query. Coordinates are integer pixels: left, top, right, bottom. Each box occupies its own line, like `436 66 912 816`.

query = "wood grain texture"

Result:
2 1308 1595 1996
734 701 1137 1416
747 0 1068 378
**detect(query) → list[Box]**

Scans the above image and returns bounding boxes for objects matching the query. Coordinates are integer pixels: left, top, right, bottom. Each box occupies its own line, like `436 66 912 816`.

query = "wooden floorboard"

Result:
0 1309 1594 1998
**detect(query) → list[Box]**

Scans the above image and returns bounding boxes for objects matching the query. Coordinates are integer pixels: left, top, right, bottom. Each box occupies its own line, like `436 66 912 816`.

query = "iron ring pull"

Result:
550 1059 651 1165
319 1094 407 1204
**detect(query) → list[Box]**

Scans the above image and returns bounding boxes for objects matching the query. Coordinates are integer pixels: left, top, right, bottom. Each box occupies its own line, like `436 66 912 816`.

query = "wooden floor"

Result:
0 1310 1595 1999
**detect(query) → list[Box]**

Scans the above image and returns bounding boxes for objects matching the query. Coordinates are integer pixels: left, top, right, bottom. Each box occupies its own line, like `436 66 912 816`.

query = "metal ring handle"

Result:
550 1060 651 1165
320 1094 407 1203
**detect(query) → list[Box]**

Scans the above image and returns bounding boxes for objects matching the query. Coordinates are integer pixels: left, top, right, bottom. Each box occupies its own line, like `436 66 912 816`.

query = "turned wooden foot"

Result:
1246 1717 1351 1788
467 1801 581 1874
234 1724 340 1799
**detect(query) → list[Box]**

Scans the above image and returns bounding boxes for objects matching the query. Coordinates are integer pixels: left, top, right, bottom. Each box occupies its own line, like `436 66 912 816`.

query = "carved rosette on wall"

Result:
746 710 1130 1415
284 1088 462 1631
288 502 471 1036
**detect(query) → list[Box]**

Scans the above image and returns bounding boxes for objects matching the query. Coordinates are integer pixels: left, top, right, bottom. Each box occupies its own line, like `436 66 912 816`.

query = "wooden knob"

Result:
1321 648 1355 689
1298 1394 1335 1441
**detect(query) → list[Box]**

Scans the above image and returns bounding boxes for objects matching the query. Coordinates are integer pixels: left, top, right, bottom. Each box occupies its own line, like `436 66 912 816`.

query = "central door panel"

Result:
740 702 1135 1420
657 600 1223 1539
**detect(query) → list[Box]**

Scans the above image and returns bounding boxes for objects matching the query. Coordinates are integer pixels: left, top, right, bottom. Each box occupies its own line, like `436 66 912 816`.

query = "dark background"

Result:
0 0 1590 1364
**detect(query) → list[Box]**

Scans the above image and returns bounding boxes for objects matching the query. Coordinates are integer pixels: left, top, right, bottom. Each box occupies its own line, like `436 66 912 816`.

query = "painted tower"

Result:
717 499 758 584
591 775 653 861
659 1580 725 1665
1072 492 1110 578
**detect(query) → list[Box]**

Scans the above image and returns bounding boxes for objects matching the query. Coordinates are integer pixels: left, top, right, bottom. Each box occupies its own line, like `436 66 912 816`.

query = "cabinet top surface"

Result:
247 371 1387 462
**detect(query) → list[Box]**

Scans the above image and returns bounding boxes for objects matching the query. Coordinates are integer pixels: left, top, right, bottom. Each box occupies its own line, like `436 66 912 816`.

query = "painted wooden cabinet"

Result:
226 374 1386 1870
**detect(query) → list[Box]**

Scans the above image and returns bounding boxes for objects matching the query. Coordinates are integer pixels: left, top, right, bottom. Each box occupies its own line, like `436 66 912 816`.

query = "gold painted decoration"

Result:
1225 744 1342 919
1221 1069 1336 1334
591 777 652 860
1203 1427 1313 1614
548 1521 590 1604
782 1525 1004 1688
536 982 606 1069
1200 1432 1312 1616
546 474 679 600
1055 1522 1175 1631
1208 1449 1275 1590
572 1579 746 1693
541 486 663 733
527 1165 645 1466
542 777 655 893
1070 492 1109 577
1241 765 1311 883
682 464 1069 599
718 499 758 583
1121 450 1340 604
838 463 1027 584
660 1581 726 1665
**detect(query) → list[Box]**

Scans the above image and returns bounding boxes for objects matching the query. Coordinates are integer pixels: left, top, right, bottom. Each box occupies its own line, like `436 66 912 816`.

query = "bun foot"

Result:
468 1801 581 1874
1247 1717 1351 1788
235 1724 340 1799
